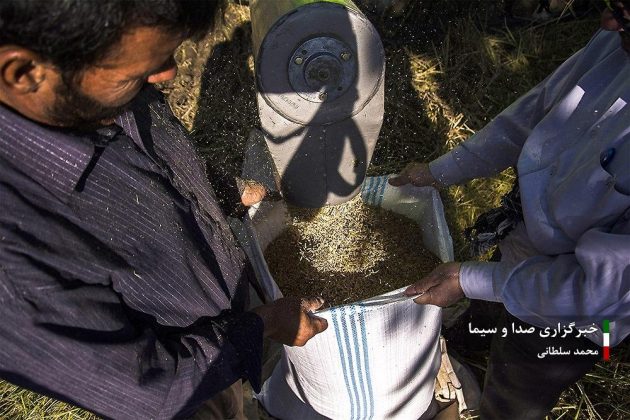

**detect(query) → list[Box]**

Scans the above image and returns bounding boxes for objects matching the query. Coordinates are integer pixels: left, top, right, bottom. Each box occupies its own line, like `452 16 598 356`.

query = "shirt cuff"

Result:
429 150 467 187
460 261 502 302
222 311 265 392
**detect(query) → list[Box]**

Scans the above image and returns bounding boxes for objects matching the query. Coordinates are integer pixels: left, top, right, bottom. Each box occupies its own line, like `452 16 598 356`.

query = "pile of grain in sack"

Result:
264 195 441 306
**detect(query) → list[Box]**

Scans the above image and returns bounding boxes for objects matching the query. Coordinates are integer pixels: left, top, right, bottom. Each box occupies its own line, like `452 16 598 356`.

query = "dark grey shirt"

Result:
0 87 263 419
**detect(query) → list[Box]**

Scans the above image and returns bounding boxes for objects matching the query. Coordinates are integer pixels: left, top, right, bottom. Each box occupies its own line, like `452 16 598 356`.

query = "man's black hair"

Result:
0 0 220 76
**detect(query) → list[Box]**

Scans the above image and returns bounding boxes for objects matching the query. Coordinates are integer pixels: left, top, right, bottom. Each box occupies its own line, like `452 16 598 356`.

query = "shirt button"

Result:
98 124 123 140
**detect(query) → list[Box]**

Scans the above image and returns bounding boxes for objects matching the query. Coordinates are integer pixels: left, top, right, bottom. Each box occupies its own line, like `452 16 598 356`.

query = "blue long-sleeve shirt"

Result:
0 87 264 419
430 29 630 347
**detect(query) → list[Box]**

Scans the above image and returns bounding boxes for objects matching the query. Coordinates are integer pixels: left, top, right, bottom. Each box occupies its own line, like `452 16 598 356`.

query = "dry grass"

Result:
1 1 628 419
0 381 97 420
552 344 630 419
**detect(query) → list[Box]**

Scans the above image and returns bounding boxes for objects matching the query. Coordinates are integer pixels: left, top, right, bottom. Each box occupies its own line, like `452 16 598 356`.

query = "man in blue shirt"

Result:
393 2 630 418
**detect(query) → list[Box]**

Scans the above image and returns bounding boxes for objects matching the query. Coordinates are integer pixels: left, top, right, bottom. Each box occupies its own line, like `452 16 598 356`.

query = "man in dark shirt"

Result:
0 1 327 418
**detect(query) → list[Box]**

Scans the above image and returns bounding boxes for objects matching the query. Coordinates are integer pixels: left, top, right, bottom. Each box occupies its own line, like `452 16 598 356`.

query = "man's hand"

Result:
404 262 464 307
240 181 267 207
388 162 440 188
251 297 328 346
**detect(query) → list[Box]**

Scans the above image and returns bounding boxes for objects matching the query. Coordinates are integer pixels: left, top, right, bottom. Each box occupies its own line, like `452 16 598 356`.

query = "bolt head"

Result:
318 92 328 101
341 52 351 61
294 57 304 65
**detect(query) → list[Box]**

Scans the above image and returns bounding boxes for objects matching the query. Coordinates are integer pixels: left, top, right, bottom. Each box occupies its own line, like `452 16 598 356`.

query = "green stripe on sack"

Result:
603 319 610 333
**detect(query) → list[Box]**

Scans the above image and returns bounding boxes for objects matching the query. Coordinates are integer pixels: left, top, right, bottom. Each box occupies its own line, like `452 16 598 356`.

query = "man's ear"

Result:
0 48 48 95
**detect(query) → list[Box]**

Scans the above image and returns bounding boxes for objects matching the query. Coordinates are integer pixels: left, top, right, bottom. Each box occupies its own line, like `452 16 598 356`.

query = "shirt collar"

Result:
0 87 156 202
0 104 95 202
115 85 163 156
116 109 146 154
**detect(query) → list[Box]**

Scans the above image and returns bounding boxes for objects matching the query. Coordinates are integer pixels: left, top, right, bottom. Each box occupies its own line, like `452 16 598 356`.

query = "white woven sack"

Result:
247 176 453 419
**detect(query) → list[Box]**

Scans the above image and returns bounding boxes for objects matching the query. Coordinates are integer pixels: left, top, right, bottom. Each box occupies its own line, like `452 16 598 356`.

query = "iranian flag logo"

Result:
603 320 610 361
